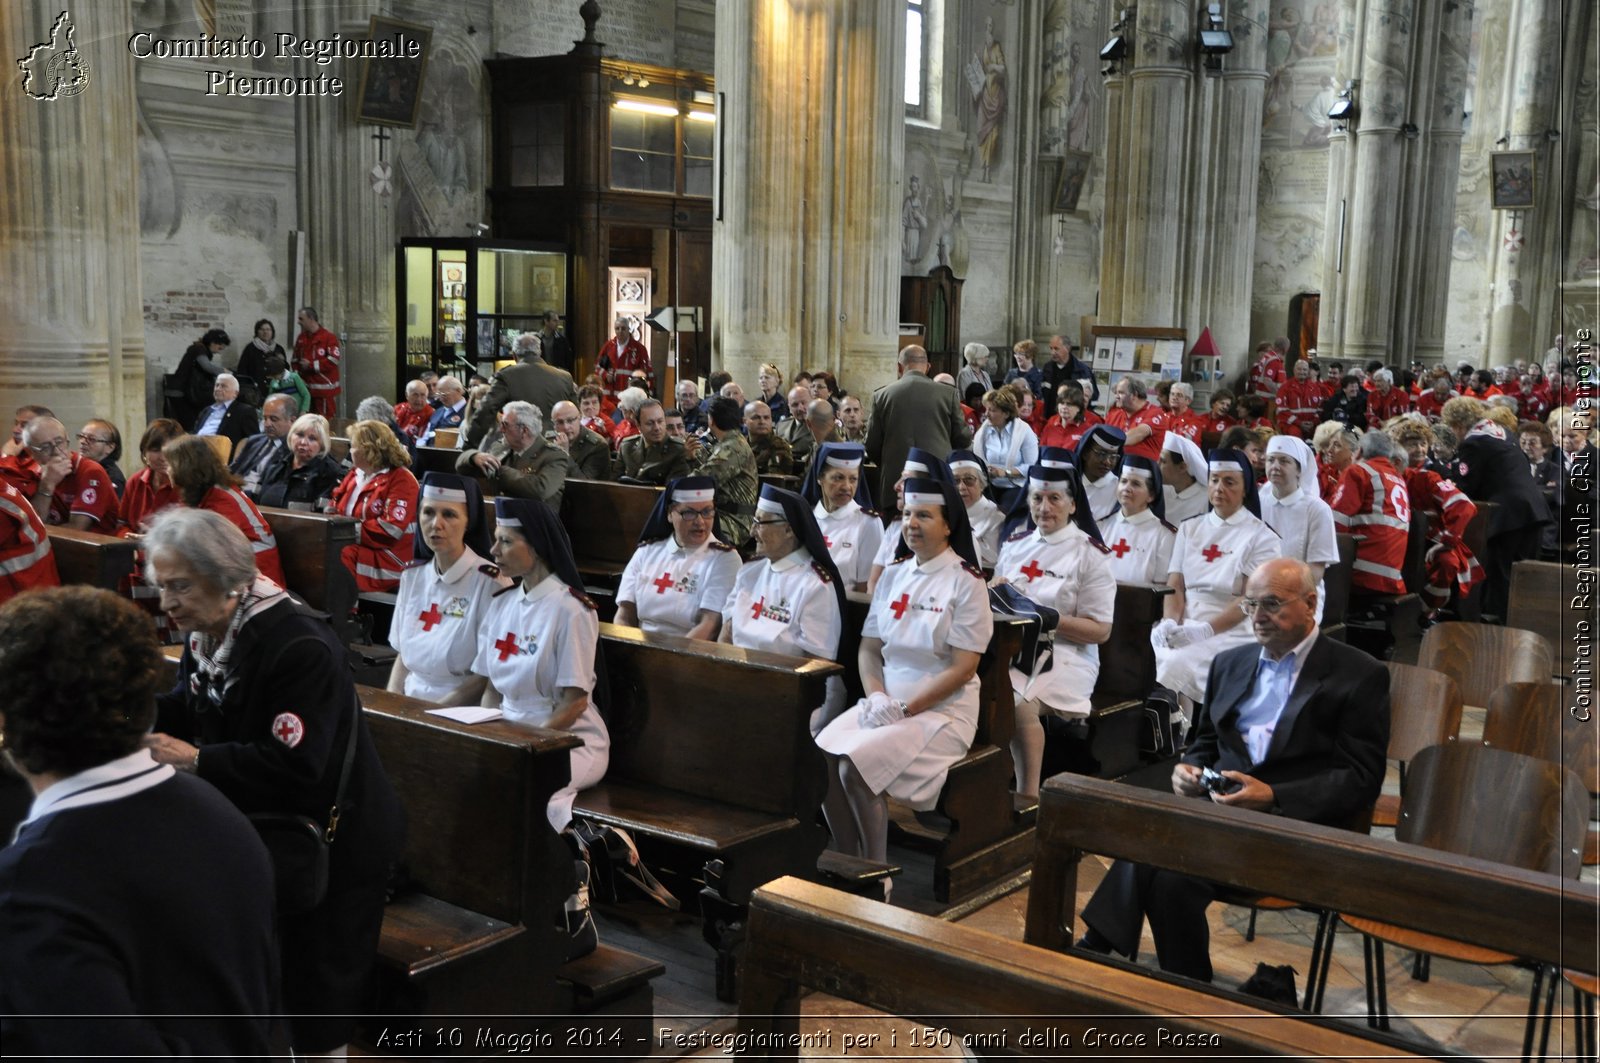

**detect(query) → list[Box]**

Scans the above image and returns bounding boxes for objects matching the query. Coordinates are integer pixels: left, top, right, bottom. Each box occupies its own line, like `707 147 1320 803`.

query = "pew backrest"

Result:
44 526 138 590
257 506 359 638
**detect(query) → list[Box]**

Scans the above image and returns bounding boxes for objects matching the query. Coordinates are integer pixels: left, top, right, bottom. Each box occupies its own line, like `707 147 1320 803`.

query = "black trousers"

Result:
1481 524 1544 620
1080 859 1219 982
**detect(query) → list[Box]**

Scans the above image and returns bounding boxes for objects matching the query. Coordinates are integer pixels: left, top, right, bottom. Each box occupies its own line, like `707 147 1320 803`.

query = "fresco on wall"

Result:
903 146 971 277
396 34 485 238
1040 0 1105 157
1261 1 1339 147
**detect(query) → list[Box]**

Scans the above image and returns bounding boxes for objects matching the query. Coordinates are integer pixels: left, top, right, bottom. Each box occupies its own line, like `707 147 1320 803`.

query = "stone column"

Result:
1483 0 1564 363
0 3 145 436
293 0 395 414
712 0 903 394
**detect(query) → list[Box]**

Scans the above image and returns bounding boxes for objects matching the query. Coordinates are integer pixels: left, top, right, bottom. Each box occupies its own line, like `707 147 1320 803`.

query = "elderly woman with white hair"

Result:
947 449 1002 569
141 507 403 1057
258 412 343 510
1258 434 1339 621
457 400 573 509
609 386 651 452
957 342 995 399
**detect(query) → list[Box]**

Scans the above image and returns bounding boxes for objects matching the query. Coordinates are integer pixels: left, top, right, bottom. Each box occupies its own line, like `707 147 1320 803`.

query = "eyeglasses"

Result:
751 518 788 528
676 507 716 523
26 438 69 455
77 433 113 447
1239 594 1309 616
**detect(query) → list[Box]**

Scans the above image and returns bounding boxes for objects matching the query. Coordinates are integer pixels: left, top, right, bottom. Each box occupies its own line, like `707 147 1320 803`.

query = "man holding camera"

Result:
1076 557 1390 982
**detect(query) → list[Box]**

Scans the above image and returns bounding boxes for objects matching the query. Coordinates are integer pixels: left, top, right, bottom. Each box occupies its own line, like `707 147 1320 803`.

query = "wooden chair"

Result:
199 433 233 464
1417 621 1554 709
1482 681 1600 868
1369 662 1464 828
1331 742 1588 1032
1533 969 1598 1063
1507 561 1596 683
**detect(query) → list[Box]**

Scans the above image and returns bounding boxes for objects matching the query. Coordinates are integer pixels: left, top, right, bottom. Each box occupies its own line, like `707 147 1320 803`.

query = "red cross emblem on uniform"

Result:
1111 539 1132 558
418 603 443 631
653 572 676 594
495 632 521 660
1019 559 1044 582
271 712 305 748
1201 543 1226 563
890 593 911 619
750 596 765 621
823 534 833 548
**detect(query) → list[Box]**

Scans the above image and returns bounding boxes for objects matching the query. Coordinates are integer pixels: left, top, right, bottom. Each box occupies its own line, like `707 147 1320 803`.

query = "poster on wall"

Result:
1112 338 1136 371
1093 338 1115 369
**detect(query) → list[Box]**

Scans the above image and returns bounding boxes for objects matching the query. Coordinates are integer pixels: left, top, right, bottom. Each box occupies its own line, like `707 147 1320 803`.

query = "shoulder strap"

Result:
324 691 360 843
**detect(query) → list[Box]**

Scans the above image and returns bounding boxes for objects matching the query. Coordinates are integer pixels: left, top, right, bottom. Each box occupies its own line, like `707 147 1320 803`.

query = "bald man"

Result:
1077 558 1390 982
550 400 611 480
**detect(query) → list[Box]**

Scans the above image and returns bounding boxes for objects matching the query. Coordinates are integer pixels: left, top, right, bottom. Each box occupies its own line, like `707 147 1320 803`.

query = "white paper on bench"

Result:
426 706 504 725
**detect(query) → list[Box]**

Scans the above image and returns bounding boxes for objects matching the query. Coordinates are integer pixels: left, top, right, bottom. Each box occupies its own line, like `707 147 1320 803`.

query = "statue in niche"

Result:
935 166 971 276
968 17 1008 182
902 175 928 265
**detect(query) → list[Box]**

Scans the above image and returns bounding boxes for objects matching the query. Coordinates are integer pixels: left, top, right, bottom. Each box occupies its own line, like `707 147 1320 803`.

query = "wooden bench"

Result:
1508 560 1595 682
256 506 360 642
841 593 1034 903
359 687 663 1033
1321 533 1355 642
412 445 461 479
1024 773 1596 984
571 624 842 1000
45 525 139 590
558 478 661 580
739 875 1430 1060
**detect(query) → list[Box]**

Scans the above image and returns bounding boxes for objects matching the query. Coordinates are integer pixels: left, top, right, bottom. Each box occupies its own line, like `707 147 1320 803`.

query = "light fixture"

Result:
613 99 679 118
1400 122 1419 139
1101 7 1135 76
686 109 716 123
1327 80 1358 130
1199 3 1233 72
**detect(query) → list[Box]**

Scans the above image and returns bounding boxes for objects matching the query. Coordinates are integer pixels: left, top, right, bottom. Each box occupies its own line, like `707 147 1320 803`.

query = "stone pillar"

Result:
712 0 903 394
0 4 145 436
1098 65 1131 327
293 0 395 415
1483 0 1565 363
1319 0 1470 366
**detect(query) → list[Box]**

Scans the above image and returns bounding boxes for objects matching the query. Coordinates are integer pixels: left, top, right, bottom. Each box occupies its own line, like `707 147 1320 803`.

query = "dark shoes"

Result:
1075 926 1114 955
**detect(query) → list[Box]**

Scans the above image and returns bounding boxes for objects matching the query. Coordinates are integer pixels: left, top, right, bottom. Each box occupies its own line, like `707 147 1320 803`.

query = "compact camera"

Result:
1199 766 1241 795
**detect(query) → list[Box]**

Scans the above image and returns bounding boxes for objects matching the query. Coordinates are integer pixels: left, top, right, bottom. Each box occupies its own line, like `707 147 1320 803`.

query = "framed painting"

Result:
1490 151 1535 210
1055 151 1092 213
355 17 433 128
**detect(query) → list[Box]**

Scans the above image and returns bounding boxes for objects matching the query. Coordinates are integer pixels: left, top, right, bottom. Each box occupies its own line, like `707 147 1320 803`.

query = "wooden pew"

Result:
257 506 360 644
1024 774 1595 977
558 478 661 580
739 876 1430 1060
1044 583 1171 783
572 623 841 1000
412 445 461 479
1508 560 1595 682
360 687 663 1032
841 593 1034 903
45 526 139 590
1321 533 1355 642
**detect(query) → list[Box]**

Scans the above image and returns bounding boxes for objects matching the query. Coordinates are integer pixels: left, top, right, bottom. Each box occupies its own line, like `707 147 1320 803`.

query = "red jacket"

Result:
1275 380 1323 437
394 402 432 441
0 477 59 604
1249 352 1285 395
1039 409 1102 453
330 466 419 592
293 326 343 398
1366 387 1412 427
0 452 119 534
1402 466 1484 607
1329 458 1411 594
1105 402 1170 461
197 486 286 589
596 338 653 397
1414 389 1456 421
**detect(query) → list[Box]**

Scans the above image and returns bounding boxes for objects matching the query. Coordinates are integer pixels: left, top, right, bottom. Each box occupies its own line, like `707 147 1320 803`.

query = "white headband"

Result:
1208 459 1247 474
756 495 787 516
1039 457 1073 469
947 457 984 473
422 484 468 503
824 453 864 469
903 490 947 507
1120 465 1154 479
903 459 931 475
496 515 522 528
672 487 715 505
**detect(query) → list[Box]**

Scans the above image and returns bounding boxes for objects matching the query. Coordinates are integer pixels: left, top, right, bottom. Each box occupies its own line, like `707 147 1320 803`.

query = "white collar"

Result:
1118 507 1157 525
1172 482 1204 497
772 546 813 572
1087 471 1117 488
1037 522 1079 545
1206 506 1253 527
816 499 859 521
967 495 999 517
520 572 565 602
23 749 174 832
1266 486 1305 506
911 546 961 574
434 546 486 585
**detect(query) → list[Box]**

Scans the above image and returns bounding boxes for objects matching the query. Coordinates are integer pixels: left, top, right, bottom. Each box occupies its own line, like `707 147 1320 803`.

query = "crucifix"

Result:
371 127 392 163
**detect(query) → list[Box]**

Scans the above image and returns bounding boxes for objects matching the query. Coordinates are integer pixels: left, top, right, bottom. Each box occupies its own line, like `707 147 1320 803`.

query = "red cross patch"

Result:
389 498 409 522
1111 539 1132 558
81 486 97 506
271 712 305 748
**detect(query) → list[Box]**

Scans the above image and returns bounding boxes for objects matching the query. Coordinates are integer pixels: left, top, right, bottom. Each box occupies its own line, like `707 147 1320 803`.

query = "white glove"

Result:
1169 619 1214 649
866 698 908 728
1151 618 1180 649
858 692 892 728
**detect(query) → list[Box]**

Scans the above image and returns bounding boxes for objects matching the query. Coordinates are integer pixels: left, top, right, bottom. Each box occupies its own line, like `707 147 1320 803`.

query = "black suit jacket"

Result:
1449 431 1552 536
1184 633 1390 827
194 401 259 448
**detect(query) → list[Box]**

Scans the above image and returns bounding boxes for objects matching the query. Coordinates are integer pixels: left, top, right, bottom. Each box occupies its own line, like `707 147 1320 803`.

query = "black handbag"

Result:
247 696 361 914
1140 685 1184 758
988 582 1061 676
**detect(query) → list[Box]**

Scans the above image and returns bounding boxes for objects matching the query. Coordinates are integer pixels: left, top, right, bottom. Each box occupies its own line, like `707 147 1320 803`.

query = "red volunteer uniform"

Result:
1275 379 1323 438
1366 387 1412 428
0 477 60 604
1401 466 1484 611
0 451 119 534
330 466 420 592
1329 457 1411 594
1104 403 1170 462
1249 351 1285 395
596 336 653 398
293 325 343 418
197 486 287 589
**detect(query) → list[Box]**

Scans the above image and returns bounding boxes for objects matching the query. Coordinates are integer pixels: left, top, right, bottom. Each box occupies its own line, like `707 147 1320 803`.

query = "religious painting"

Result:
1490 151 1536 210
355 16 433 128
966 12 1009 182
1054 151 1092 213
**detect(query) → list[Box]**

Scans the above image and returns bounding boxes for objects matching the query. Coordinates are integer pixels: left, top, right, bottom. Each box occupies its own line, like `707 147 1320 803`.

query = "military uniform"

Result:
461 356 578 449
456 432 573 510
749 432 796 476
777 417 816 469
565 428 612 481
695 431 759 545
616 435 690 485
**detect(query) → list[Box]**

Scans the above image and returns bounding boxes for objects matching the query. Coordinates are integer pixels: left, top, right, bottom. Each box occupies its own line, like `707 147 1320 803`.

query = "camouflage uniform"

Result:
695 430 758 545
748 432 796 476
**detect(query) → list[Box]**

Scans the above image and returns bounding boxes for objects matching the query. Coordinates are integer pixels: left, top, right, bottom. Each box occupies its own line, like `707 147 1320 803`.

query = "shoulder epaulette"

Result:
1158 518 1178 534
1005 527 1032 543
890 554 911 565
568 585 598 611
962 560 986 579
811 561 833 583
477 562 502 578
861 507 880 518
707 539 735 552
1090 539 1111 555
403 558 430 569
491 580 520 598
